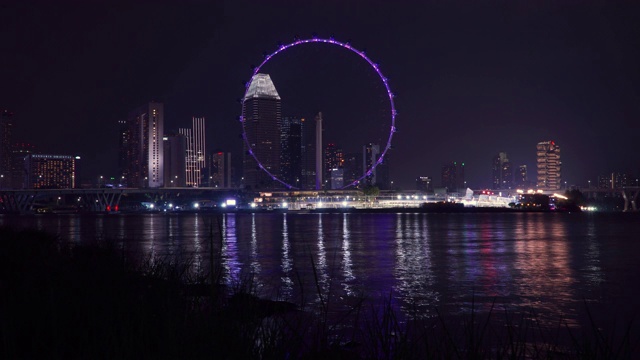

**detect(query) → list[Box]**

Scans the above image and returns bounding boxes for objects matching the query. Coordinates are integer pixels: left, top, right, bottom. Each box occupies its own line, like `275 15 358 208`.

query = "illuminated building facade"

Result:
163 133 186 187
25 154 77 189
536 141 561 190
180 117 206 187
242 73 281 190
210 151 231 188
121 102 164 188
492 152 513 189
325 142 344 188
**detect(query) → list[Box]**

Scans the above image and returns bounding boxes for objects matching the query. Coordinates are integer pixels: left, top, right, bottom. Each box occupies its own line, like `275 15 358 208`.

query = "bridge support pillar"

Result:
0 192 37 213
621 189 640 212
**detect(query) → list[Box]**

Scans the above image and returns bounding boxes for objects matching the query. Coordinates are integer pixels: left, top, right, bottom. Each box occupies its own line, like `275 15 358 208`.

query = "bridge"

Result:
0 188 240 214
581 187 640 212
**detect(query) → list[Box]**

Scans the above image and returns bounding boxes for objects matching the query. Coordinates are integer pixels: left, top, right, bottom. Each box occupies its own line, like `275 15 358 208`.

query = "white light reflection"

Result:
394 213 436 318
315 214 329 304
221 213 241 285
280 213 293 298
250 213 261 279
341 213 355 295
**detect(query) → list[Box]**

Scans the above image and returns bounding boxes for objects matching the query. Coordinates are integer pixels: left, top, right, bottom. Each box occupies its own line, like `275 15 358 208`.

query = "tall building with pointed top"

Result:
536 141 561 190
242 73 282 189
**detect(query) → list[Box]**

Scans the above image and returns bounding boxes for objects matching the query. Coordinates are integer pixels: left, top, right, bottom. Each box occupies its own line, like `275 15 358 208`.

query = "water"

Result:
2 211 639 333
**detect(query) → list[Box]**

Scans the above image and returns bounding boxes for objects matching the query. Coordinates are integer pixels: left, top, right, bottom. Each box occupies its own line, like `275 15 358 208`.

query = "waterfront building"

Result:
209 151 231 188
162 132 186 187
536 141 561 190
242 73 282 190
416 176 433 193
25 154 77 189
120 102 164 188
179 117 206 187
492 152 513 189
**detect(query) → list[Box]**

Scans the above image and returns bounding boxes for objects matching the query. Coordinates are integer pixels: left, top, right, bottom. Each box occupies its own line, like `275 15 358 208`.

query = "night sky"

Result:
2 1 639 189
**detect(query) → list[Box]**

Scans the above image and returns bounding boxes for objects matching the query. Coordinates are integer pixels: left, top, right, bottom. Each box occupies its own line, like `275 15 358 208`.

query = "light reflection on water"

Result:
2 212 639 328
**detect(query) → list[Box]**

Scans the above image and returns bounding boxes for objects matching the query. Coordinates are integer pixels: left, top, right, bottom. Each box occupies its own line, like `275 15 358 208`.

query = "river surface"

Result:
2 211 639 333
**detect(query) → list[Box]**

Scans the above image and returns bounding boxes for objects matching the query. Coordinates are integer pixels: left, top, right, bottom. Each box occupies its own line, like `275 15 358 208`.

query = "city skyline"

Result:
1 2 639 189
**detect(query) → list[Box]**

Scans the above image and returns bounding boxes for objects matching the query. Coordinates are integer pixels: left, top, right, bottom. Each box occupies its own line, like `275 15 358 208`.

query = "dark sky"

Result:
2 1 639 189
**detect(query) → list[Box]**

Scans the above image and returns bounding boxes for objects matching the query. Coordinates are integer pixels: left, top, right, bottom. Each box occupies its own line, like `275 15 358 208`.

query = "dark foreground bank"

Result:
1 226 636 359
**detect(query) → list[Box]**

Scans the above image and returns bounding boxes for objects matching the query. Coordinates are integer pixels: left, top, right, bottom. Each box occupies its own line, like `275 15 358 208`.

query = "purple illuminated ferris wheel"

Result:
240 37 397 190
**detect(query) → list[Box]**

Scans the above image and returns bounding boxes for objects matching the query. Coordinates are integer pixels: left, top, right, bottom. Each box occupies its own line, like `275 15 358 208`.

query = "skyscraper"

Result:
163 132 186 187
180 117 206 187
121 102 164 188
536 141 561 190
315 112 323 190
492 152 513 189
210 151 231 188
242 73 282 190
280 116 302 186
325 142 344 188
300 117 316 189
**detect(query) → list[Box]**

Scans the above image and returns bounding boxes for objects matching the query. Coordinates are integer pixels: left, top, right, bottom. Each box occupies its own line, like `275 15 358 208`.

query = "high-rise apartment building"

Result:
120 102 164 188
163 133 186 187
492 152 513 189
180 117 206 187
242 73 282 190
209 151 231 188
536 141 561 190
25 154 77 189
